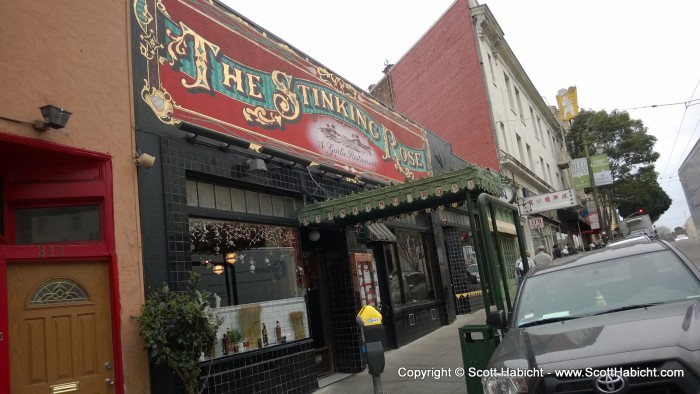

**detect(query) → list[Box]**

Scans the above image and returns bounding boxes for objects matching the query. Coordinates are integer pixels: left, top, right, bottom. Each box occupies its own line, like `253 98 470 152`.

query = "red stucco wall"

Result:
389 0 499 170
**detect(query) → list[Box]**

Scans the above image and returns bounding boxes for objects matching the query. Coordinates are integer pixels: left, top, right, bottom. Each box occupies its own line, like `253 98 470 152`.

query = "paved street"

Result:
672 238 700 267
315 311 487 394
314 238 700 394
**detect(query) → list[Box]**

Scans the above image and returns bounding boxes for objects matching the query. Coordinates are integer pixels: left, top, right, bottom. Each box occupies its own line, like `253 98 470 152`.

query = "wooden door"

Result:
9 261 114 394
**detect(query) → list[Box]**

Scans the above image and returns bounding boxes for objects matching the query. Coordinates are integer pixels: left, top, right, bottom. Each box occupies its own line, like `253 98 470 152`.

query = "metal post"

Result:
583 142 606 240
372 376 385 394
466 193 493 312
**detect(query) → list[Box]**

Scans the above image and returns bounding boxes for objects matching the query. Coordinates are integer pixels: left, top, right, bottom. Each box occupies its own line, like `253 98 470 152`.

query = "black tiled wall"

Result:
155 135 363 291
323 228 364 372
393 302 445 347
200 340 318 394
142 133 367 393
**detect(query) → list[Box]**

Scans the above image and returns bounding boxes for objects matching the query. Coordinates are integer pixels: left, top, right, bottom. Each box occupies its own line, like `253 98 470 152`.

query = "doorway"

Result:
8 261 115 393
303 251 336 377
369 244 397 349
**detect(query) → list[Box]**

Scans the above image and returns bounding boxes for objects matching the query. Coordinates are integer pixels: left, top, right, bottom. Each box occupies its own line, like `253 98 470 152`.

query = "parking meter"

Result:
357 305 385 393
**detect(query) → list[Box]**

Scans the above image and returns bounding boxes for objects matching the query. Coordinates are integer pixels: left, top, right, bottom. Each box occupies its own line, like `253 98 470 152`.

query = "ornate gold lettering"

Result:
321 90 334 111
271 71 299 121
222 63 245 94
334 96 349 118
298 85 312 106
166 22 220 92
247 74 263 99
316 67 357 99
243 71 299 127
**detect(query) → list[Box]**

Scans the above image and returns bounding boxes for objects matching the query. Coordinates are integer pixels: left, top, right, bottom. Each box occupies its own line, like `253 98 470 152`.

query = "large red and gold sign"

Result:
134 0 432 181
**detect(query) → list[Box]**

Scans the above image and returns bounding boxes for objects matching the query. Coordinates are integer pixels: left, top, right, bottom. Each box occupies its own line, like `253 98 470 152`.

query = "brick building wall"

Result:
380 0 498 170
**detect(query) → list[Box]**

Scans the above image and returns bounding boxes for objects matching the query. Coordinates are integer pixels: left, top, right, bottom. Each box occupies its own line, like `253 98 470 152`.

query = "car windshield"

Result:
515 250 700 327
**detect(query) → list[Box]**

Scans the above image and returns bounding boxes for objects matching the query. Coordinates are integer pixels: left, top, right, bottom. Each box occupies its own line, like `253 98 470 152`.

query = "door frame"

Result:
0 133 122 394
370 244 398 349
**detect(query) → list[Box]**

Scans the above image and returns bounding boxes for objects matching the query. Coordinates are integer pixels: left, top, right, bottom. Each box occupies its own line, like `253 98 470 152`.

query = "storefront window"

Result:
387 229 434 305
189 218 308 357
189 218 303 305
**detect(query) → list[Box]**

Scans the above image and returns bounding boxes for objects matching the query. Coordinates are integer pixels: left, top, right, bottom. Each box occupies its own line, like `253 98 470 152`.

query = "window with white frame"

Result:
500 121 508 151
504 73 515 111
540 157 546 182
516 134 525 163
515 87 524 121
530 107 538 139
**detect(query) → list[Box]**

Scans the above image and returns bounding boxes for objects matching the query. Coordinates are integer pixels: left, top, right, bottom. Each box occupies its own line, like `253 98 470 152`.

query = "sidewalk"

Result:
315 310 487 394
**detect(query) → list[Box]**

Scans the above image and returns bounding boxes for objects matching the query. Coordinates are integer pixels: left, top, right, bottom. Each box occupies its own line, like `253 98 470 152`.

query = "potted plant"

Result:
137 272 222 394
229 329 242 353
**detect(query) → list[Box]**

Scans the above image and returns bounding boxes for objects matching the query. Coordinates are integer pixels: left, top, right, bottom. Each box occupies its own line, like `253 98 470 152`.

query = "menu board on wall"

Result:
350 253 380 308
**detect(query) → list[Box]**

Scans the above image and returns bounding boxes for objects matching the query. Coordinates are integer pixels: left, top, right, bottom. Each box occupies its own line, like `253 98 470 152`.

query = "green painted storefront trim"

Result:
298 165 505 225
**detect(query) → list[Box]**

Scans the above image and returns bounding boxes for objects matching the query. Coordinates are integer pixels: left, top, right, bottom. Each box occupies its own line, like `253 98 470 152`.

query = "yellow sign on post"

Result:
357 305 382 326
556 86 579 121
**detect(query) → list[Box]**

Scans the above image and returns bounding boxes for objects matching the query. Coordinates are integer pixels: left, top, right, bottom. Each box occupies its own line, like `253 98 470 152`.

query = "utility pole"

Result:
583 141 607 240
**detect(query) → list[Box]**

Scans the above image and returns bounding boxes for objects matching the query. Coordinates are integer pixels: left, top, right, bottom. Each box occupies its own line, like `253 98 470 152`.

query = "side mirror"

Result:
485 310 507 329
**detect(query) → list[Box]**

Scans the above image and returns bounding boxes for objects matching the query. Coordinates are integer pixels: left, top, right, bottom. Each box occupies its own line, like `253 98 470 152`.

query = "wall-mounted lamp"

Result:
359 174 391 187
245 158 268 174
251 144 313 167
34 104 72 131
225 252 237 265
136 152 156 169
178 121 251 149
308 229 321 242
312 163 357 179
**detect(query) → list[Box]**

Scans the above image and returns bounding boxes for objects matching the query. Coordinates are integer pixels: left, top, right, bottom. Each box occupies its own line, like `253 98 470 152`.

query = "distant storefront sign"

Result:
528 217 544 229
556 86 579 122
591 154 613 186
570 158 591 189
589 212 600 230
522 189 579 215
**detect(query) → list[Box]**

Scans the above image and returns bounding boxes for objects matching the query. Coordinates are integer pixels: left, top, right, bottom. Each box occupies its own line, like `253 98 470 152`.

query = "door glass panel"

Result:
29 278 90 305
15 205 101 244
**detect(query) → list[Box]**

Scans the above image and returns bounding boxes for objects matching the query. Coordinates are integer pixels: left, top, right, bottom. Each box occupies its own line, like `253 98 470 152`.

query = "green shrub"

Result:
137 272 222 394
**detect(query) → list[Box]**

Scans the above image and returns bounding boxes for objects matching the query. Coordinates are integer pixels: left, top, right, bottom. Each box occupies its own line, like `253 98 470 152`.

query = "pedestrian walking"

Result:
515 252 530 285
552 244 563 259
532 245 552 266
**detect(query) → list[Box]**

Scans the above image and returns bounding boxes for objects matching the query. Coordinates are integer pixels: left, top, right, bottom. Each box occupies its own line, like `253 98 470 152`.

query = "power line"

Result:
659 80 700 182
619 98 700 111
498 97 700 125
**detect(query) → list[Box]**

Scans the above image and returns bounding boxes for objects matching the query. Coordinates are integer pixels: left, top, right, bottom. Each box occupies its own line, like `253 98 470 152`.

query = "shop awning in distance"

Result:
366 223 397 242
298 166 504 225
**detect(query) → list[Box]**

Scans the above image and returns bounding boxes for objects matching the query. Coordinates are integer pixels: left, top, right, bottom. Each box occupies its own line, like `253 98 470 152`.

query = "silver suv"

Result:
483 240 700 393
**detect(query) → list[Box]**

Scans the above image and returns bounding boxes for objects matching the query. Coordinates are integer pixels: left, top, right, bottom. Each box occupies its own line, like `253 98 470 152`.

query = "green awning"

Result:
298 166 505 225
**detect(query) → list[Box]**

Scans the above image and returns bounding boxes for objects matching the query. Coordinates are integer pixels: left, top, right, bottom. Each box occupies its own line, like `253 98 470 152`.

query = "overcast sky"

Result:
224 0 700 230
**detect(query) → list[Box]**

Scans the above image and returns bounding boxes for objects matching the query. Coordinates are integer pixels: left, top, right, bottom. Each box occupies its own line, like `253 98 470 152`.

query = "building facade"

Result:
369 0 586 308
678 137 700 237
0 1 150 393
130 0 505 392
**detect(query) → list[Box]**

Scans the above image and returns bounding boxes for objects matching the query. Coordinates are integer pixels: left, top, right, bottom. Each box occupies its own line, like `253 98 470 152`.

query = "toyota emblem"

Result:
595 374 626 393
